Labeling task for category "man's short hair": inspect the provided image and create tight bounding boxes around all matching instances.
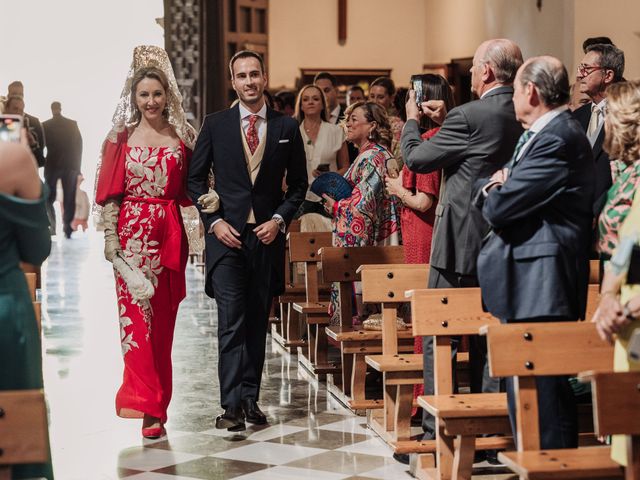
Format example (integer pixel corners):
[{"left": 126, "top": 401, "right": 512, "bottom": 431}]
[
  {"left": 348, "top": 85, "right": 365, "bottom": 95},
  {"left": 314, "top": 72, "right": 338, "bottom": 88},
  {"left": 586, "top": 43, "right": 625, "bottom": 82},
  {"left": 519, "top": 57, "right": 570, "bottom": 108},
  {"left": 275, "top": 90, "right": 296, "bottom": 111},
  {"left": 51, "top": 101, "right": 61, "bottom": 110},
  {"left": 228, "top": 50, "right": 265, "bottom": 77},
  {"left": 7, "top": 80, "right": 23, "bottom": 92},
  {"left": 483, "top": 39, "right": 523, "bottom": 84},
  {"left": 582, "top": 36, "right": 614, "bottom": 53}
]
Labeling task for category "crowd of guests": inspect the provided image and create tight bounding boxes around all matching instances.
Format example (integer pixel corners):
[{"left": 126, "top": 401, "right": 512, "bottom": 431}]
[{"left": 2, "top": 32, "right": 639, "bottom": 479}]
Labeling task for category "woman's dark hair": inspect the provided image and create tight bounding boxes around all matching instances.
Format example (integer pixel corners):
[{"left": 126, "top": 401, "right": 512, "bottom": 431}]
[
  {"left": 394, "top": 87, "right": 408, "bottom": 122},
  {"left": 370, "top": 77, "right": 396, "bottom": 97},
  {"left": 129, "top": 67, "right": 170, "bottom": 125},
  {"left": 409, "top": 74, "right": 456, "bottom": 131}
]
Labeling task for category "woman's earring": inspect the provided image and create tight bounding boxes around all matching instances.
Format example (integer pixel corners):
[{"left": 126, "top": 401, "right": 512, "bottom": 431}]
[{"left": 368, "top": 130, "right": 374, "bottom": 140}]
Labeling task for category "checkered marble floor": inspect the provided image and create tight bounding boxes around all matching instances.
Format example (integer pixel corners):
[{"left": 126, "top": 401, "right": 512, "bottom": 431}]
[{"left": 41, "top": 231, "right": 514, "bottom": 479}]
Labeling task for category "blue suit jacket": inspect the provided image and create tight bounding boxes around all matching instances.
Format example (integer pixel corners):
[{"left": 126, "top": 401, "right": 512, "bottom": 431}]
[{"left": 473, "top": 110, "right": 595, "bottom": 320}]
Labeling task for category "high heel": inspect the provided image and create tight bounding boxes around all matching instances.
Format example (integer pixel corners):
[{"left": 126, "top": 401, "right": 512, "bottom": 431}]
[{"left": 142, "top": 425, "right": 166, "bottom": 439}]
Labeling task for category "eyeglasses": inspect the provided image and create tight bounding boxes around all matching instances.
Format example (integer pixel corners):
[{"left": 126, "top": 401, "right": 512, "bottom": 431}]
[{"left": 577, "top": 64, "right": 605, "bottom": 78}]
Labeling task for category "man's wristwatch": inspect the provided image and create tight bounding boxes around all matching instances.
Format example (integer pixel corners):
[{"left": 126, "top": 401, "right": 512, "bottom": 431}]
[{"left": 272, "top": 216, "right": 286, "bottom": 233}]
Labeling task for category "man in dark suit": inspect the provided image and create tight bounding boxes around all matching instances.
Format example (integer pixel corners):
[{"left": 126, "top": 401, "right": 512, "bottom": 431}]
[
  {"left": 188, "top": 50, "right": 307, "bottom": 431},
  {"left": 572, "top": 43, "right": 625, "bottom": 220},
  {"left": 401, "top": 38, "right": 523, "bottom": 447},
  {"left": 43, "top": 102, "right": 83, "bottom": 238},
  {"left": 7, "top": 81, "right": 46, "bottom": 168},
  {"left": 474, "top": 56, "right": 595, "bottom": 449}
]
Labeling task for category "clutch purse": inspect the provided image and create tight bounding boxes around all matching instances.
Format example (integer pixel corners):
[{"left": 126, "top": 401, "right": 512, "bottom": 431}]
[{"left": 310, "top": 172, "right": 353, "bottom": 201}]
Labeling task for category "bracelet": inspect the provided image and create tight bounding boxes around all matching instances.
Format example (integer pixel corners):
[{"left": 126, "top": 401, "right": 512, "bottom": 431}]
[
  {"left": 400, "top": 190, "right": 410, "bottom": 205},
  {"left": 601, "top": 291, "right": 618, "bottom": 297}
]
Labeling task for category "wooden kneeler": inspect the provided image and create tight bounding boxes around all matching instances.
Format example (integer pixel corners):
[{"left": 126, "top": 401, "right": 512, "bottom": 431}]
[{"left": 0, "top": 390, "right": 50, "bottom": 480}]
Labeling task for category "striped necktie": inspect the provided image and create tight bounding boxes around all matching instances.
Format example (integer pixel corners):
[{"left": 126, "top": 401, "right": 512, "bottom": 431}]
[{"left": 506, "top": 130, "right": 532, "bottom": 172}]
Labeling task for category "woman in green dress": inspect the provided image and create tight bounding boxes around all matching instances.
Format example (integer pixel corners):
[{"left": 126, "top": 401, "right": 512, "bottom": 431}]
[{"left": 0, "top": 140, "right": 53, "bottom": 479}]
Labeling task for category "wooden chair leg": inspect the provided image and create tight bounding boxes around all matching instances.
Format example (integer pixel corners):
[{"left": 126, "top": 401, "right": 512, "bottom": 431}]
[
  {"left": 0, "top": 467, "right": 10, "bottom": 480},
  {"left": 452, "top": 434, "right": 475, "bottom": 480},
  {"left": 307, "top": 320, "right": 316, "bottom": 364},
  {"left": 383, "top": 377, "right": 395, "bottom": 433},
  {"left": 286, "top": 305, "right": 300, "bottom": 345},
  {"left": 627, "top": 435, "right": 640, "bottom": 480},
  {"left": 351, "top": 353, "right": 367, "bottom": 404},
  {"left": 314, "top": 323, "right": 328, "bottom": 366},
  {"left": 395, "top": 384, "right": 413, "bottom": 441},
  {"left": 437, "top": 419, "right": 455, "bottom": 480},
  {"left": 341, "top": 348, "right": 354, "bottom": 397}
]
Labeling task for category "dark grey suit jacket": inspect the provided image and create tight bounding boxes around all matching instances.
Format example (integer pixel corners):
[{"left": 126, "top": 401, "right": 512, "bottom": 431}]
[
  {"left": 402, "top": 86, "right": 522, "bottom": 276},
  {"left": 187, "top": 104, "right": 308, "bottom": 297},
  {"left": 474, "top": 110, "right": 595, "bottom": 320},
  {"left": 42, "top": 114, "right": 82, "bottom": 174},
  {"left": 573, "top": 102, "right": 611, "bottom": 217}
]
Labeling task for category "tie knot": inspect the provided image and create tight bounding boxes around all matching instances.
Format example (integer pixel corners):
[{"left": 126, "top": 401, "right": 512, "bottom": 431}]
[
  {"left": 520, "top": 130, "right": 532, "bottom": 143},
  {"left": 592, "top": 104, "right": 601, "bottom": 115},
  {"left": 248, "top": 114, "right": 259, "bottom": 127}
]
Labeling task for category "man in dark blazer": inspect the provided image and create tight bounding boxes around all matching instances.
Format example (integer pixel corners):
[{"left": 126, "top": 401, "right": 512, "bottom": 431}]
[
  {"left": 474, "top": 56, "right": 595, "bottom": 449},
  {"left": 400, "top": 38, "right": 523, "bottom": 446},
  {"left": 572, "top": 43, "right": 625, "bottom": 220},
  {"left": 43, "top": 102, "right": 83, "bottom": 238},
  {"left": 7, "top": 81, "right": 46, "bottom": 168},
  {"left": 188, "top": 50, "right": 307, "bottom": 431}
]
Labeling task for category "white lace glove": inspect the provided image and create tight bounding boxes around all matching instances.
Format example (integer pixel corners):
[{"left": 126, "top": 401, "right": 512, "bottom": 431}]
[
  {"left": 101, "top": 200, "right": 155, "bottom": 302},
  {"left": 197, "top": 190, "right": 220, "bottom": 214}
]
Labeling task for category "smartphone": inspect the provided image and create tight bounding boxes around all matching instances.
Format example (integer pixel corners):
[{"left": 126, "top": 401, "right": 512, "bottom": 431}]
[
  {"left": 316, "top": 163, "right": 330, "bottom": 173},
  {"left": 628, "top": 328, "right": 640, "bottom": 363},
  {"left": 410, "top": 75, "right": 424, "bottom": 107},
  {"left": 0, "top": 114, "right": 22, "bottom": 143}
]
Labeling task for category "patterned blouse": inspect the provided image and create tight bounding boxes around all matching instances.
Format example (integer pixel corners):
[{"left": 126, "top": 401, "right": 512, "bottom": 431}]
[{"left": 598, "top": 159, "right": 640, "bottom": 258}]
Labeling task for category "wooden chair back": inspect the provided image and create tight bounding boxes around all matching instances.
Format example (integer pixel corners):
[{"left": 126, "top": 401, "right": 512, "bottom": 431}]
[
  {"left": 483, "top": 322, "right": 613, "bottom": 451},
  {"left": 287, "top": 232, "right": 333, "bottom": 303},
  {"left": 319, "top": 246, "right": 404, "bottom": 328},
  {"left": 589, "top": 259, "right": 600, "bottom": 285},
  {"left": 0, "top": 390, "right": 49, "bottom": 470},
  {"left": 359, "top": 264, "right": 429, "bottom": 355}
]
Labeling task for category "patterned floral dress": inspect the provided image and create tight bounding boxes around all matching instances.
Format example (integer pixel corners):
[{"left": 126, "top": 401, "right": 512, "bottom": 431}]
[
  {"left": 598, "top": 160, "right": 640, "bottom": 259},
  {"left": 329, "top": 142, "right": 401, "bottom": 324},
  {"left": 96, "top": 132, "right": 190, "bottom": 423}
]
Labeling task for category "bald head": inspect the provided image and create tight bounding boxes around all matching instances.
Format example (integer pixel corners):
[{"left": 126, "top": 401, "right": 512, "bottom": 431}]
[{"left": 518, "top": 56, "right": 569, "bottom": 108}]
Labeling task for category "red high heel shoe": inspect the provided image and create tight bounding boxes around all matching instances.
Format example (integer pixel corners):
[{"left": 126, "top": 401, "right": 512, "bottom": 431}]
[{"left": 142, "top": 425, "right": 166, "bottom": 439}]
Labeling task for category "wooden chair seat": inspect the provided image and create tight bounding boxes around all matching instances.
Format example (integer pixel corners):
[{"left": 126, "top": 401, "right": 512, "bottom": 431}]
[
  {"left": 498, "top": 446, "right": 623, "bottom": 479},
  {"left": 419, "top": 392, "right": 508, "bottom": 419},
  {"left": 325, "top": 325, "right": 414, "bottom": 342},
  {"left": 365, "top": 352, "right": 470, "bottom": 373},
  {"left": 292, "top": 302, "right": 329, "bottom": 315}
]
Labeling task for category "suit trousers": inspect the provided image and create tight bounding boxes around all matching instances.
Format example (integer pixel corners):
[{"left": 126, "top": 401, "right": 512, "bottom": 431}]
[
  {"left": 210, "top": 225, "right": 274, "bottom": 409},
  {"left": 45, "top": 168, "right": 78, "bottom": 235},
  {"left": 421, "top": 266, "right": 502, "bottom": 438},
  {"left": 504, "top": 316, "right": 578, "bottom": 450}
]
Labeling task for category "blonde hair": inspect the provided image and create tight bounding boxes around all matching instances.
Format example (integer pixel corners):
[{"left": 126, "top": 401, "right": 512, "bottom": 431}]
[
  {"left": 604, "top": 80, "right": 640, "bottom": 165},
  {"left": 342, "top": 101, "right": 393, "bottom": 149}
]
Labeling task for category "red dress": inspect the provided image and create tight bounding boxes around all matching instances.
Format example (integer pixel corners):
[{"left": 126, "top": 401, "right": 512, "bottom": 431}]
[
  {"left": 403, "top": 128, "right": 441, "bottom": 410},
  {"left": 96, "top": 131, "right": 191, "bottom": 422}
]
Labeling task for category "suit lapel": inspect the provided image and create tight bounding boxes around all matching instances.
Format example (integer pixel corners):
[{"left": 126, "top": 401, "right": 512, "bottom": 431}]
[
  {"left": 227, "top": 104, "right": 252, "bottom": 185},
  {"left": 254, "top": 107, "right": 282, "bottom": 185},
  {"left": 592, "top": 128, "right": 605, "bottom": 160}
]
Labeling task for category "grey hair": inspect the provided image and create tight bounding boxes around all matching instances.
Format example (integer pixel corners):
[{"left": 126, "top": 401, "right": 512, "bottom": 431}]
[
  {"left": 483, "top": 39, "right": 523, "bottom": 84},
  {"left": 519, "top": 56, "right": 570, "bottom": 108},
  {"left": 586, "top": 43, "right": 625, "bottom": 82}
]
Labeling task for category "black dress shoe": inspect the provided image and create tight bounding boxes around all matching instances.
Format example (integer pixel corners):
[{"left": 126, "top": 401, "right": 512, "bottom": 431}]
[
  {"left": 215, "top": 407, "right": 246, "bottom": 431},
  {"left": 241, "top": 398, "right": 267, "bottom": 425},
  {"left": 393, "top": 452, "right": 410, "bottom": 465}
]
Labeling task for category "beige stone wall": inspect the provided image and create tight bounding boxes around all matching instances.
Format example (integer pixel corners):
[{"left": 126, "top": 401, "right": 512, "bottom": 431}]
[
  {"left": 268, "top": 0, "right": 427, "bottom": 89},
  {"left": 268, "top": 0, "right": 638, "bottom": 90}
]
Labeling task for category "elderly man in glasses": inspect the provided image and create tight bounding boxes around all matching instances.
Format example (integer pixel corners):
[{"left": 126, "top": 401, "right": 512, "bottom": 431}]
[{"left": 573, "top": 43, "right": 625, "bottom": 219}]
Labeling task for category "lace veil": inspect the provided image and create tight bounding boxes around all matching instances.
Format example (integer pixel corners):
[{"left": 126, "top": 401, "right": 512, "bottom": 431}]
[{"left": 93, "top": 45, "right": 198, "bottom": 223}]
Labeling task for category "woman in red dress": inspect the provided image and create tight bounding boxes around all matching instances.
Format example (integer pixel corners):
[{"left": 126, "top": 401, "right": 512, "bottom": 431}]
[
  {"left": 95, "top": 46, "right": 197, "bottom": 439},
  {"left": 385, "top": 74, "right": 455, "bottom": 415}
]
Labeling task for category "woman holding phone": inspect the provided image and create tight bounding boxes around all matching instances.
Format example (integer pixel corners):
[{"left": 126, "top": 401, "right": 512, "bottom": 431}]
[
  {"left": 294, "top": 84, "right": 349, "bottom": 217},
  {"left": 385, "top": 74, "right": 455, "bottom": 418}
]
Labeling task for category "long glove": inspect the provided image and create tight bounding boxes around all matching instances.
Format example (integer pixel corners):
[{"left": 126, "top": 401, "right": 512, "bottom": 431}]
[
  {"left": 197, "top": 189, "right": 220, "bottom": 214},
  {"left": 101, "top": 200, "right": 154, "bottom": 302}
]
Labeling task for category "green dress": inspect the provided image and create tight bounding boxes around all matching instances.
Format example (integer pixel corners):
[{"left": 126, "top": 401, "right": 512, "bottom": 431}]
[{"left": 0, "top": 187, "right": 54, "bottom": 479}]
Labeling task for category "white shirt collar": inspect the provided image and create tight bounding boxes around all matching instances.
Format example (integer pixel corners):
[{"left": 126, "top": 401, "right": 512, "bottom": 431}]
[
  {"left": 529, "top": 105, "right": 568, "bottom": 134},
  {"left": 330, "top": 104, "right": 341, "bottom": 122},
  {"left": 239, "top": 101, "right": 267, "bottom": 121},
  {"left": 594, "top": 98, "right": 607, "bottom": 113}
]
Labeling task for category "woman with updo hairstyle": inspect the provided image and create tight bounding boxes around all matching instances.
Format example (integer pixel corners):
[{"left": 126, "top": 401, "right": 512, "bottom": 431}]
[
  {"left": 369, "top": 76, "right": 405, "bottom": 168},
  {"left": 591, "top": 80, "right": 640, "bottom": 467},
  {"left": 95, "top": 46, "right": 197, "bottom": 440},
  {"left": 322, "top": 101, "right": 401, "bottom": 324},
  {"left": 294, "top": 84, "right": 349, "bottom": 218}
]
